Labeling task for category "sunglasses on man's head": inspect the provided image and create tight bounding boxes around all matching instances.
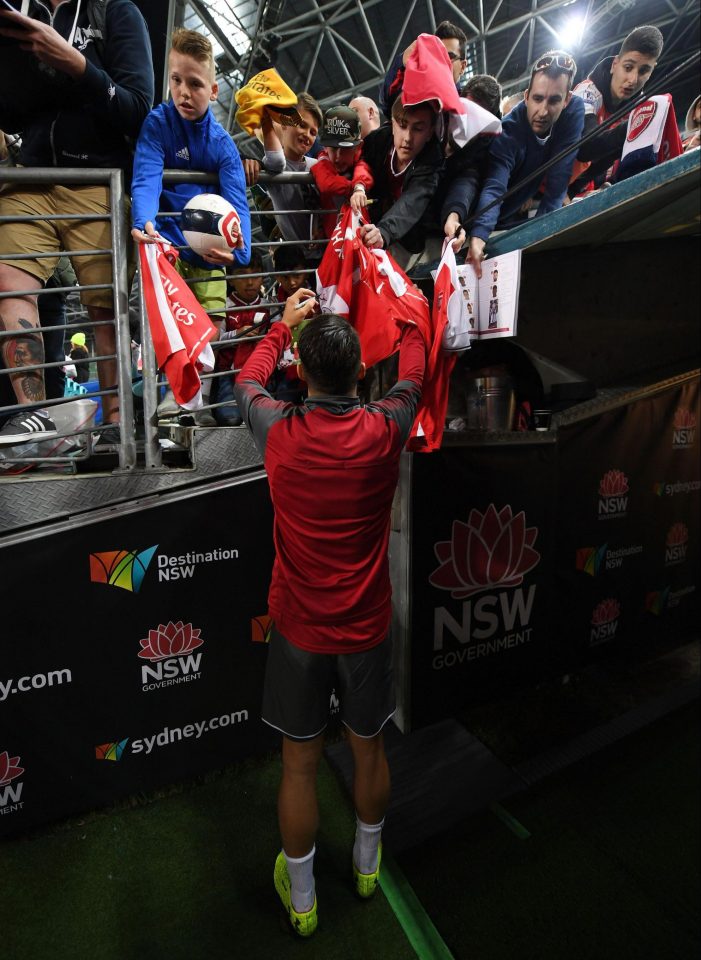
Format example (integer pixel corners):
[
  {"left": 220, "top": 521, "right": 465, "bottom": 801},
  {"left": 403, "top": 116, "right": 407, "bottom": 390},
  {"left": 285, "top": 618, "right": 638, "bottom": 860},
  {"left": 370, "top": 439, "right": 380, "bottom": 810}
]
[{"left": 533, "top": 53, "right": 576, "bottom": 74}]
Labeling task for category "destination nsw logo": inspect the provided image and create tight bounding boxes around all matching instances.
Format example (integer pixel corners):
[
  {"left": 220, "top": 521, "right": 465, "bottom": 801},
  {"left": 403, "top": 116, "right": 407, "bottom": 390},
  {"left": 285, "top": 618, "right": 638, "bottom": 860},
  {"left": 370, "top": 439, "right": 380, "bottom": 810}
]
[
  {"left": 598, "top": 469, "right": 628, "bottom": 520},
  {"left": 429, "top": 504, "right": 540, "bottom": 669},
  {"left": 138, "top": 621, "right": 204, "bottom": 692},
  {"left": 576, "top": 541, "right": 642, "bottom": 575},
  {"left": 672, "top": 408, "right": 696, "bottom": 448},
  {"left": 665, "top": 523, "right": 689, "bottom": 566},
  {"left": 0, "top": 750, "right": 25, "bottom": 815},
  {"left": 95, "top": 739, "right": 129, "bottom": 761},
  {"left": 90, "top": 546, "right": 158, "bottom": 593},
  {"left": 590, "top": 598, "right": 620, "bottom": 646}
]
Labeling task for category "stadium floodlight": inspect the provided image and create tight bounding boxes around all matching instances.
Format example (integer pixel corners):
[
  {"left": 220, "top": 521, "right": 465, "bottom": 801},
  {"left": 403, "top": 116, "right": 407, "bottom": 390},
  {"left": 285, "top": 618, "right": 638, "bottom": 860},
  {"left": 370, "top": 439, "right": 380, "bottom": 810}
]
[{"left": 558, "top": 14, "right": 588, "bottom": 50}]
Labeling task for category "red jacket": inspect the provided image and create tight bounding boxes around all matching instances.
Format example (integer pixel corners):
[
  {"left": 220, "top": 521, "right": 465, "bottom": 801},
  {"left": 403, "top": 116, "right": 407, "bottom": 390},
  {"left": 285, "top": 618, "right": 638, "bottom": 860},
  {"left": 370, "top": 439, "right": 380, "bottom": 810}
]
[
  {"left": 310, "top": 150, "right": 374, "bottom": 237},
  {"left": 234, "top": 322, "right": 425, "bottom": 653}
]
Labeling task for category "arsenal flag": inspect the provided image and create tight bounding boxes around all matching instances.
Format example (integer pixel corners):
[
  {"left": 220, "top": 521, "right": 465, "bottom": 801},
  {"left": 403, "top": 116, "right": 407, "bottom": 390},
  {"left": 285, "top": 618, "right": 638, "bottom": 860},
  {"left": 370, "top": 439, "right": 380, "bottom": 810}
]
[
  {"left": 617, "top": 94, "right": 683, "bottom": 181},
  {"left": 140, "top": 241, "right": 217, "bottom": 409},
  {"left": 316, "top": 206, "right": 456, "bottom": 451}
]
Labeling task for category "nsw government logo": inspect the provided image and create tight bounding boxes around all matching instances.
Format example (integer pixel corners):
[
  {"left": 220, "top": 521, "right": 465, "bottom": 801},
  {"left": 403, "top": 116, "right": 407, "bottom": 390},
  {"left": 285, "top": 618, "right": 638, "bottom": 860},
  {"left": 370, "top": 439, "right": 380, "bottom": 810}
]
[
  {"left": 590, "top": 598, "right": 620, "bottom": 646},
  {"left": 429, "top": 504, "right": 540, "bottom": 669},
  {"left": 598, "top": 470, "right": 628, "bottom": 520},
  {"left": 672, "top": 409, "right": 696, "bottom": 448},
  {"left": 0, "top": 750, "right": 25, "bottom": 816},
  {"left": 138, "top": 621, "right": 204, "bottom": 692},
  {"left": 664, "top": 523, "right": 688, "bottom": 566},
  {"left": 90, "top": 546, "right": 158, "bottom": 593}
]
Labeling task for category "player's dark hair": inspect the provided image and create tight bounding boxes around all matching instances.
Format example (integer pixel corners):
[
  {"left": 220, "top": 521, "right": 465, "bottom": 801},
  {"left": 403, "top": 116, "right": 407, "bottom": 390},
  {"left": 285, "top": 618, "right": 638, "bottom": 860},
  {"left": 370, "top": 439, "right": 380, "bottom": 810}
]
[
  {"left": 435, "top": 20, "right": 468, "bottom": 59},
  {"left": 462, "top": 74, "right": 502, "bottom": 117},
  {"left": 391, "top": 95, "right": 438, "bottom": 128},
  {"left": 297, "top": 314, "right": 362, "bottom": 395},
  {"left": 619, "top": 25, "right": 663, "bottom": 59}
]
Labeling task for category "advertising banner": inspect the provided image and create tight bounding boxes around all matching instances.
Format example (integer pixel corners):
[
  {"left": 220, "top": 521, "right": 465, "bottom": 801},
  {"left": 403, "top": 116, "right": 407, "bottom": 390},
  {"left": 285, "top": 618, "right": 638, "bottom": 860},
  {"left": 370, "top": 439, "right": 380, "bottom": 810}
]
[
  {"left": 409, "top": 441, "right": 558, "bottom": 726},
  {"left": 556, "top": 376, "right": 699, "bottom": 667},
  {"left": 0, "top": 476, "right": 277, "bottom": 837}
]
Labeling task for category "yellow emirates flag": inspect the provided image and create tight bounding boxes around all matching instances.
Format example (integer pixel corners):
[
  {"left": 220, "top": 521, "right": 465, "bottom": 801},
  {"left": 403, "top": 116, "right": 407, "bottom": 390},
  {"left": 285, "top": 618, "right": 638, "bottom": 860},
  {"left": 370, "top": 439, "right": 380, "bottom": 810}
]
[{"left": 235, "top": 69, "right": 302, "bottom": 134}]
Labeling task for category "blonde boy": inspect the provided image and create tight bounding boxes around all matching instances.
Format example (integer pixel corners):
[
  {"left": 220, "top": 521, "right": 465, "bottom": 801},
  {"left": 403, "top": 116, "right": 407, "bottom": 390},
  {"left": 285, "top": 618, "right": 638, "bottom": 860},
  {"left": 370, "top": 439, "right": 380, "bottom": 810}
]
[{"left": 130, "top": 28, "right": 251, "bottom": 418}]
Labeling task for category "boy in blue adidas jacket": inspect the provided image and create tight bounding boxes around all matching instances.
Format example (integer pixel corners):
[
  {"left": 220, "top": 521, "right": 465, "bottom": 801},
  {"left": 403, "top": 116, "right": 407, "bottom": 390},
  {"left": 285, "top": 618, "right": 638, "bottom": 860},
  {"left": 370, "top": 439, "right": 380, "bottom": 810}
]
[{"left": 131, "top": 28, "right": 251, "bottom": 419}]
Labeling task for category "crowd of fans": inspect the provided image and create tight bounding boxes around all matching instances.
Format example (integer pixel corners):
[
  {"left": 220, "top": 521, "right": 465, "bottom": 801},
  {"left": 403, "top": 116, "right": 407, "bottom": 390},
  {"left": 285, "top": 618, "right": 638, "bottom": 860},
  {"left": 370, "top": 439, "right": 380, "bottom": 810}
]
[{"left": 0, "top": 1, "right": 698, "bottom": 446}]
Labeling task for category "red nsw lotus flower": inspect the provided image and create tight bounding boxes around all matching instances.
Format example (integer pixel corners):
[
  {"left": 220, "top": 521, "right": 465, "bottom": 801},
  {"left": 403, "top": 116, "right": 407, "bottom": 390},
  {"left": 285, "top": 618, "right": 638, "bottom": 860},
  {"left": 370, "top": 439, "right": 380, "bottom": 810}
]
[
  {"left": 666, "top": 523, "right": 688, "bottom": 547},
  {"left": 429, "top": 504, "right": 540, "bottom": 599},
  {"left": 138, "top": 621, "right": 203, "bottom": 661},
  {"left": 673, "top": 408, "right": 696, "bottom": 430},
  {"left": 591, "top": 598, "right": 621, "bottom": 625},
  {"left": 0, "top": 751, "right": 24, "bottom": 785},
  {"left": 598, "top": 469, "right": 629, "bottom": 496}
]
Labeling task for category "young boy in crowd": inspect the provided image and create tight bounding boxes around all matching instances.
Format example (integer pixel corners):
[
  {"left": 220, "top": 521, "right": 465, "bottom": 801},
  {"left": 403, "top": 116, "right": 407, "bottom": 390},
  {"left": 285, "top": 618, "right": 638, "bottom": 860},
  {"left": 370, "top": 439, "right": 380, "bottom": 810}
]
[
  {"left": 310, "top": 105, "right": 374, "bottom": 237},
  {"left": 360, "top": 96, "right": 443, "bottom": 268},
  {"left": 214, "top": 251, "right": 269, "bottom": 427},
  {"left": 244, "top": 93, "right": 325, "bottom": 257},
  {"left": 269, "top": 245, "right": 317, "bottom": 403},
  {"left": 130, "top": 28, "right": 251, "bottom": 424},
  {"left": 569, "top": 25, "right": 663, "bottom": 195}
]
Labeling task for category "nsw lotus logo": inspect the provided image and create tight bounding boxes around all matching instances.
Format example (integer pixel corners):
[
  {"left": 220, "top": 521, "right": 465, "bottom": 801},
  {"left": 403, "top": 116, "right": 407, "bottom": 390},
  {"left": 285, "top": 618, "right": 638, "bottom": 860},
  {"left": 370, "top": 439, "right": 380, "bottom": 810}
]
[
  {"left": 0, "top": 750, "right": 25, "bottom": 809},
  {"left": 138, "top": 620, "right": 203, "bottom": 661},
  {"left": 90, "top": 545, "right": 158, "bottom": 593},
  {"left": 139, "top": 621, "right": 205, "bottom": 692},
  {"left": 590, "top": 598, "right": 620, "bottom": 645},
  {"left": 673, "top": 409, "right": 696, "bottom": 448},
  {"left": 95, "top": 739, "right": 129, "bottom": 761},
  {"left": 665, "top": 523, "right": 688, "bottom": 565},
  {"left": 429, "top": 504, "right": 540, "bottom": 599},
  {"left": 598, "top": 470, "right": 628, "bottom": 519}
]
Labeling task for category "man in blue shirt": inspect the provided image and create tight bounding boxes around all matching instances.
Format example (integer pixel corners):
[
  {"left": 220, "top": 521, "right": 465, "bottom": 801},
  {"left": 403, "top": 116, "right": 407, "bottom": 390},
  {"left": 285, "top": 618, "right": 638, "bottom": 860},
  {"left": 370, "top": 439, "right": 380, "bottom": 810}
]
[{"left": 467, "top": 51, "right": 584, "bottom": 275}]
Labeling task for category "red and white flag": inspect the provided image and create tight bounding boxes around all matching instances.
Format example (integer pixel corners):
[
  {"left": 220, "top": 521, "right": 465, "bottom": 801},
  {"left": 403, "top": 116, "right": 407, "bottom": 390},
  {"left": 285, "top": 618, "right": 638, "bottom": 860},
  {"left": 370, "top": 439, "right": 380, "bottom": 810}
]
[{"left": 140, "top": 241, "right": 217, "bottom": 409}]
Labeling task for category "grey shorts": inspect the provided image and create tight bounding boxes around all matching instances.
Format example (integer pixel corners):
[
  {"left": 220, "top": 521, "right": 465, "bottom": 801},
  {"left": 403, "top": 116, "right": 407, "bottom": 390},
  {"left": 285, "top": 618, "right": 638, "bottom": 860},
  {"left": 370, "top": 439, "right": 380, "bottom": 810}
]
[{"left": 262, "top": 626, "right": 395, "bottom": 741}]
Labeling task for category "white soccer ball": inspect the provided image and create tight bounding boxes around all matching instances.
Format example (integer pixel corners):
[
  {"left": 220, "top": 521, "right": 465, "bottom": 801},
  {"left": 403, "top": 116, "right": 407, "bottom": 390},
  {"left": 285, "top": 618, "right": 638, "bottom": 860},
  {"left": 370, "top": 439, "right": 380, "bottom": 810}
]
[{"left": 181, "top": 193, "right": 241, "bottom": 255}]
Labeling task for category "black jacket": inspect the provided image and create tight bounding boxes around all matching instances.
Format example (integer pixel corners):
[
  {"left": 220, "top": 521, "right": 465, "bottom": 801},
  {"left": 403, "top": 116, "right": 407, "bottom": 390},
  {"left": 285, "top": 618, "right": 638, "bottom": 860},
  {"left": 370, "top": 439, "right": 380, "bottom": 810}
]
[
  {"left": 362, "top": 124, "right": 443, "bottom": 252},
  {"left": 0, "top": 0, "right": 153, "bottom": 177}
]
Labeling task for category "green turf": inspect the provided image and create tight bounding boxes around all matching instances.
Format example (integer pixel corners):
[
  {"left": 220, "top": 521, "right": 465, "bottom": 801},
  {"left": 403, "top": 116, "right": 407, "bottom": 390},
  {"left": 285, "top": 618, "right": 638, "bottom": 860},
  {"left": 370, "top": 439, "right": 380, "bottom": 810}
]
[
  {"left": 2, "top": 756, "right": 414, "bottom": 960},
  {"left": 397, "top": 701, "right": 700, "bottom": 960}
]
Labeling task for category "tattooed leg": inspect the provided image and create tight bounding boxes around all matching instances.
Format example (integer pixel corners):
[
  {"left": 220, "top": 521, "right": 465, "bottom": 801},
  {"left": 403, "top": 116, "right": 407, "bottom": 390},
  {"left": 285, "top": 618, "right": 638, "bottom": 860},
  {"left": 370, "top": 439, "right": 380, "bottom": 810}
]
[
  {"left": 87, "top": 304, "right": 119, "bottom": 424},
  {"left": 1, "top": 316, "right": 45, "bottom": 404}
]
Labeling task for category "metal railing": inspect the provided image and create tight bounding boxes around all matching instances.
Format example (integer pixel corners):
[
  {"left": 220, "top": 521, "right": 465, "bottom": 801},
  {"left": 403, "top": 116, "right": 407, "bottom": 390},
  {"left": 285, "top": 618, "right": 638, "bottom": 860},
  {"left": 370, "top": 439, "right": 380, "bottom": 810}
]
[
  {"left": 0, "top": 167, "right": 135, "bottom": 472},
  {"left": 0, "top": 165, "right": 331, "bottom": 476}
]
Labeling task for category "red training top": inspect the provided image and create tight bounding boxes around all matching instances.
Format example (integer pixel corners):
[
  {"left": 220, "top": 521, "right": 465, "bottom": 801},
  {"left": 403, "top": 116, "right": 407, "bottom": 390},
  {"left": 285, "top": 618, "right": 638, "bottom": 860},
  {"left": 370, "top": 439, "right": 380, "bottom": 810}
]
[{"left": 234, "top": 322, "right": 425, "bottom": 653}]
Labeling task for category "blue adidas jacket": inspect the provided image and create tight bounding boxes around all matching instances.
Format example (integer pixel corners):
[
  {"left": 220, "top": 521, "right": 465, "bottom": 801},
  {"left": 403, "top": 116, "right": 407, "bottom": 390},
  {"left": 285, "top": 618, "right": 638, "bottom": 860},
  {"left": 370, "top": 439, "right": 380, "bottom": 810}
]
[
  {"left": 131, "top": 99, "right": 251, "bottom": 269},
  {"left": 470, "top": 96, "right": 585, "bottom": 242}
]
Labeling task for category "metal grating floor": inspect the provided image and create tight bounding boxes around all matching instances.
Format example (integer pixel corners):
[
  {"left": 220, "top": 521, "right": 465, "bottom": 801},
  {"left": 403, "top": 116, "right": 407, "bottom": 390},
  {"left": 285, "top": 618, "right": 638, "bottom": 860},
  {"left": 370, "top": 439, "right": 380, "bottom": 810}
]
[{"left": 0, "top": 427, "right": 262, "bottom": 540}]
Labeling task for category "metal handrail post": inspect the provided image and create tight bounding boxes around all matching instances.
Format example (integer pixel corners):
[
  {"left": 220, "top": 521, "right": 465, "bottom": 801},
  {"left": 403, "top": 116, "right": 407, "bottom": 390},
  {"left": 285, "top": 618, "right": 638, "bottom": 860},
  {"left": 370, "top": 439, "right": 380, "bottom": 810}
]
[
  {"left": 109, "top": 169, "right": 136, "bottom": 471},
  {"left": 138, "top": 268, "right": 163, "bottom": 470}
]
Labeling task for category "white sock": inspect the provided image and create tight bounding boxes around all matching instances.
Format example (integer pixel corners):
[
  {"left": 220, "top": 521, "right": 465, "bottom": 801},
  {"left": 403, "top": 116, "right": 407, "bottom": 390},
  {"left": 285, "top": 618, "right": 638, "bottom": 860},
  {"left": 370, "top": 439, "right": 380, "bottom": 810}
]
[
  {"left": 353, "top": 817, "right": 384, "bottom": 874},
  {"left": 283, "top": 846, "right": 316, "bottom": 913}
]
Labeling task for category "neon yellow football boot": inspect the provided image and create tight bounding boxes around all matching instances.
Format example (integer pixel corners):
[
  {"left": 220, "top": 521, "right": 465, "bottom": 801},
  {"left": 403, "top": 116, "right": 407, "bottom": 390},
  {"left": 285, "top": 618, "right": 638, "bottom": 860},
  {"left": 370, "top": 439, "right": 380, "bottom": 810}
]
[
  {"left": 274, "top": 852, "right": 318, "bottom": 937},
  {"left": 353, "top": 842, "right": 382, "bottom": 899}
]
